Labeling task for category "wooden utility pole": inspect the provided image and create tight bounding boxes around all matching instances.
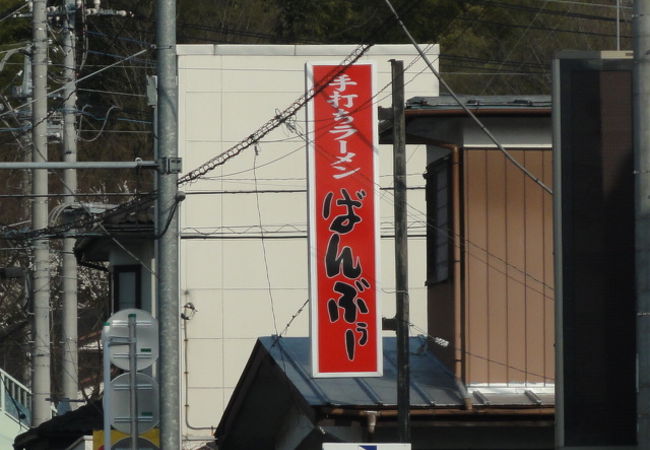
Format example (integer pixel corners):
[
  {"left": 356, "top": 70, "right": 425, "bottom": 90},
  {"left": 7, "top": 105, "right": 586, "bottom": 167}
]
[{"left": 391, "top": 58, "right": 410, "bottom": 443}]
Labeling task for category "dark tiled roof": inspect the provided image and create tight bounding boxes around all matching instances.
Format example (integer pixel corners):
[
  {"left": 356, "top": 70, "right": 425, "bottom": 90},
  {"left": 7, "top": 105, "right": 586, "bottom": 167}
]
[{"left": 259, "top": 336, "right": 465, "bottom": 408}]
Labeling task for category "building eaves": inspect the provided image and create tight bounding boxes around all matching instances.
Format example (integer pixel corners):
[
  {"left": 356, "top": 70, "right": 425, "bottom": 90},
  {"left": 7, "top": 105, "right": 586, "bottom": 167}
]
[{"left": 405, "top": 95, "right": 551, "bottom": 115}]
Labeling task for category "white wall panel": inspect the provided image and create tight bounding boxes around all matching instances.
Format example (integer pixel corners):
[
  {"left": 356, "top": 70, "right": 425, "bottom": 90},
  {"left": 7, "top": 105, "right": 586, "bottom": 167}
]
[
  {"left": 184, "top": 92, "right": 222, "bottom": 142},
  {"left": 186, "top": 339, "right": 224, "bottom": 387},
  {"left": 181, "top": 288, "right": 224, "bottom": 339},
  {"left": 182, "top": 191, "right": 222, "bottom": 230},
  {"left": 184, "top": 388, "right": 224, "bottom": 431},
  {"left": 182, "top": 241, "right": 223, "bottom": 289},
  {"left": 222, "top": 338, "right": 257, "bottom": 387}
]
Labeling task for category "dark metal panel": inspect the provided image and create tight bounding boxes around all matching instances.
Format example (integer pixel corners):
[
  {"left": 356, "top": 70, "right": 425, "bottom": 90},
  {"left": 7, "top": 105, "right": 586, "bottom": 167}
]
[
  {"left": 555, "top": 54, "right": 636, "bottom": 447},
  {"left": 261, "top": 336, "right": 465, "bottom": 408}
]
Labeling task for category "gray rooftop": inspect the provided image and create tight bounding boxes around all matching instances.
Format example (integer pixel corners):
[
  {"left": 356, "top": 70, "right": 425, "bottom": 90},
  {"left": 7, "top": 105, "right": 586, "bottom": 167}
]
[
  {"left": 259, "top": 336, "right": 466, "bottom": 408},
  {"left": 406, "top": 95, "right": 551, "bottom": 111}
]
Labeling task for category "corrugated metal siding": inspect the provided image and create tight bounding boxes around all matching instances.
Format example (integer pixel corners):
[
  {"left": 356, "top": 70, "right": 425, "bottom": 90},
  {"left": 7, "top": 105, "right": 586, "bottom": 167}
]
[{"left": 463, "top": 148, "right": 554, "bottom": 385}]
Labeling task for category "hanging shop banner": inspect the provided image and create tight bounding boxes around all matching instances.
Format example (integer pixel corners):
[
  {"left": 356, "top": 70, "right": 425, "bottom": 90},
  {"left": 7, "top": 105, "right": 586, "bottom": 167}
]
[{"left": 306, "top": 62, "right": 382, "bottom": 377}]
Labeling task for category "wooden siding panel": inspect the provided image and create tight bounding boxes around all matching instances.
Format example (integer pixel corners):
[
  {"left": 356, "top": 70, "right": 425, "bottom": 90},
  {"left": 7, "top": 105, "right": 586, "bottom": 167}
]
[
  {"left": 463, "top": 148, "right": 554, "bottom": 385},
  {"left": 543, "top": 150, "right": 555, "bottom": 383},
  {"left": 465, "top": 150, "right": 489, "bottom": 383},
  {"left": 505, "top": 150, "right": 527, "bottom": 383},
  {"left": 524, "top": 151, "right": 546, "bottom": 384},
  {"left": 486, "top": 151, "right": 508, "bottom": 382}
]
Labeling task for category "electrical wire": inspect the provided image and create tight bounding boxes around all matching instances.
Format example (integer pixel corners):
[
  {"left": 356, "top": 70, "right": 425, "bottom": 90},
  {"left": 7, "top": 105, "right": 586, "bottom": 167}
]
[
  {"left": 77, "top": 105, "right": 120, "bottom": 142},
  {"left": 480, "top": 0, "right": 551, "bottom": 94},
  {"left": 408, "top": 322, "right": 554, "bottom": 382},
  {"left": 529, "top": 0, "right": 629, "bottom": 8},
  {"left": 0, "top": 0, "right": 552, "bottom": 314},
  {"left": 253, "top": 146, "right": 280, "bottom": 337},
  {"left": 0, "top": 2, "right": 28, "bottom": 24},
  {"left": 457, "top": 15, "right": 630, "bottom": 39},
  {"left": 77, "top": 88, "right": 146, "bottom": 98},
  {"left": 467, "top": 0, "right": 629, "bottom": 23},
  {"left": 177, "top": 44, "right": 374, "bottom": 185},
  {"left": 0, "top": 47, "right": 152, "bottom": 121},
  {"left": 382, "top": 0, "right": 552, "bottom": 195},
  {"left": 245, "top": 99, "right": 555, "bottom": 301}
]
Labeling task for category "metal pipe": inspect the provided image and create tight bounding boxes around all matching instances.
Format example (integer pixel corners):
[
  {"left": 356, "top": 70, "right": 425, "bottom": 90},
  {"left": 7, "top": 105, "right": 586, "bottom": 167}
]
[
  {"left": 617, "top": 0, "right": 621, "bottom": 51},
  {"left": 429, "top": 142, "right": 464, "bottom": 379},
  {"left": 129, "top": 314, "right": 138, "bottom": 450},
  {"left": 156, "top": 0, "right": 180, "bottom": 447},
  {"left": 182, "top": 316, "right": 213, "bottom": 432},
  {"left": 450, "top": 145, "right": 463, "bottom": 380},
  {"left": 62, "top": 0, "right": 79, "bottom": 407},
  {"left": 391, "top": 59, "right": 410, "bottom": 443},
  {"left": 0, "top": 161, "right": 157, "bottom": 169},
  {"left": 102, "top": 323, "right": 112, "bottom": 450},
  {"left": 30, "top": 0, "right": 51, "bottom": 427},
  {"left": 634, "top": 0, "right": 650, "bottom": 447}
]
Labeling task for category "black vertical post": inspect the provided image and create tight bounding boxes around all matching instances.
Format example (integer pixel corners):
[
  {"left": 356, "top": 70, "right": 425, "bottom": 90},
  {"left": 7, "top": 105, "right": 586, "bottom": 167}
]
[{"left": 391, "top": 59, "right": 410, "bottom": 442}]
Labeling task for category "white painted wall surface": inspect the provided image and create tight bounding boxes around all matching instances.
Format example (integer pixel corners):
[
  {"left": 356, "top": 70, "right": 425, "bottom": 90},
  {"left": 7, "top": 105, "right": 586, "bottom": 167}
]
[{"left": 177, "top": 44, "right": 439, "bottom": 445}]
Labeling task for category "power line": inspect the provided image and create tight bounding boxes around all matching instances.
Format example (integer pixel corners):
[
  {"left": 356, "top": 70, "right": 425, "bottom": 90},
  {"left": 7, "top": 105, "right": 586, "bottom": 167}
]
[
  {"left": 253, "top": 148, "right": 279, "bottom": 336},
  {"left": 0, "top": 47, "right": 152, "bottom": 122},
  {"left": 177, "top": 43, "right": 374, "bottom": 185},
  {"left": 77, "top": 88, "right": 146, "bottom": 98},
  {"left": 0, "top": 2, "right": 28, "bottom": 24},
  {"left": 481, "top": 0, "right": 552, "bottom": 94},
  {"left": 467, "top": 0, "right": 630, "bottom": 23},
  {"left": 383, "top": 0, "right": 552, "bottom": 195},
  {"left": 457, "top": 15, "right": 631, "bottom": 38},
  {"left": 408, "top": 323, "right": 554, "bottom": 382},
  {"left": 440, "top": 53, "right": 548, "bottom": 69},
  {"left": 529, "top": 0, "right": 630, "bottom": 8}
]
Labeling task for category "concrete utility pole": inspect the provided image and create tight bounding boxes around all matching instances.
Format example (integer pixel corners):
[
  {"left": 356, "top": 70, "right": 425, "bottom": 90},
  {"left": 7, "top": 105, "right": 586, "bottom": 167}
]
[
  {"left": 391, "top": 59, "right": 410, "bottom": 443},
  {"left": 635, "top": 0, "right": 650, "bottom": 446},
  {"left": 156, "top": 0, "right": 180, "bottom": 447},
  {"left": 30, "top": 0, "right": 51, "bottom": 426},
  {"left": 61, "top": 0, "right": 79, "bottom": 405}
]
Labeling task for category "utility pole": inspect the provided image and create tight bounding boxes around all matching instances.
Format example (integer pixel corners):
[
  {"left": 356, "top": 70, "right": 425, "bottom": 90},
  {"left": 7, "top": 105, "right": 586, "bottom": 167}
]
[
  {"left": 20, "top": 54, "right": 33, "bottom": 222},
  {"left": 391, "top": 59, "right": 410, "bottom": 443},
  {"left": 31, "top": 0, "right": 51, "bottom": 426},
  {"left": 156, "top": 0, "right": 180, "bottom": 447},
  {"left": 635, "top": 0, "right": 650, "bottom": 447},
  {"left": 61, "top": 0, "right": 79, "bottom": 405}
]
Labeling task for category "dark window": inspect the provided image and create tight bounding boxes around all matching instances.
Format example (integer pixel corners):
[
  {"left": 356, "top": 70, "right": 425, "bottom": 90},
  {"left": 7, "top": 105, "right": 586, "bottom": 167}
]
[
  {"left": 112, "top": 265, "right": 142, "bottom": 312},
  {"left": 425, "top": 157, "right": 451, "bottom": 285}
]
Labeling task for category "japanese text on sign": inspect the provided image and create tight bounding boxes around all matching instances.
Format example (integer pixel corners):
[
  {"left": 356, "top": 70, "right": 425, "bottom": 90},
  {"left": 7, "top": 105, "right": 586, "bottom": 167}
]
[{"left": 307, "top": 63, "right": 382, "bottom": 377}]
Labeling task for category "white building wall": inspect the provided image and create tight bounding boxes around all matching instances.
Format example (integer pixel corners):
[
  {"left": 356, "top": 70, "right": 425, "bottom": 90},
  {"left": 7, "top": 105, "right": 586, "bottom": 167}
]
[{"left": 177, "top": 44, "right": 439, "bottom": 445}]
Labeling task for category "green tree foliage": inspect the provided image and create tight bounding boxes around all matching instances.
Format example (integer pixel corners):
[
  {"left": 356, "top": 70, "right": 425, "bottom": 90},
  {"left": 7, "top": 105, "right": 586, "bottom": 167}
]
[
  {"left": 273, "top": 0, "right": 464, "bottom": 44},
  {"left": 272, "top": 0, "right": 631, "bottom": 94}
]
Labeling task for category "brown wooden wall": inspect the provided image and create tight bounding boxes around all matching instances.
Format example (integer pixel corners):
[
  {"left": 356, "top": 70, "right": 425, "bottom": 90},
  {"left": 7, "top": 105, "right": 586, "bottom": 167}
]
[{"left": 463, "top": 148, "right": 554, "bottom": 385}]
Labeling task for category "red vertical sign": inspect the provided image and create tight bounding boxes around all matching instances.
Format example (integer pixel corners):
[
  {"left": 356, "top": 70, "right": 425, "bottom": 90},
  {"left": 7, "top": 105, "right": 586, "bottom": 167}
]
[{"left": 306, "top": 63, "right": 382, "bottom": 377}]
